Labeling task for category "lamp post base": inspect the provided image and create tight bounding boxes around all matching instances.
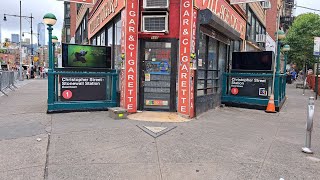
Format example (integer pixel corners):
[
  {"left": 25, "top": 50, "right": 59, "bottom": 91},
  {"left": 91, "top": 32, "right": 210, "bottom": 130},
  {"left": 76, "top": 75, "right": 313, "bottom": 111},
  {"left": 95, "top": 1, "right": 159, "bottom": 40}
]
[{"left": 302, "top": 147, "right": 313, "bottom": 154}]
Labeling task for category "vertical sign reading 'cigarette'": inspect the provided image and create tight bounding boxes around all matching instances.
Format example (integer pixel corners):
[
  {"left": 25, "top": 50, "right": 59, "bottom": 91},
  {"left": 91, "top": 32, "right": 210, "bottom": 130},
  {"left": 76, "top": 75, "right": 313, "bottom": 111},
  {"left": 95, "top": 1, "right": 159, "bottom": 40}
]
[
  {"left": 125, "top": 0, "right": 139, "bottom": 113},
  {"left": 178, "top": 0, "right": 194, "bottom": 116}
]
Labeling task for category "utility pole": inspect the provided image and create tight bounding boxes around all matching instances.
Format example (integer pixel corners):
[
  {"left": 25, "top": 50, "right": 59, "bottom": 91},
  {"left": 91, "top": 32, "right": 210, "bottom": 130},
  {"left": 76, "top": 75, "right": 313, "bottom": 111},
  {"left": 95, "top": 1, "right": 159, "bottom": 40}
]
[
  {"left": 30, "top": 13, "right": 33, "bottom": 67},
  {"left": 19, "top": 0, "right": 22, "bottom": 80},
  {"left": 316, "top": 57, "right": 319, "bottom": 99}
]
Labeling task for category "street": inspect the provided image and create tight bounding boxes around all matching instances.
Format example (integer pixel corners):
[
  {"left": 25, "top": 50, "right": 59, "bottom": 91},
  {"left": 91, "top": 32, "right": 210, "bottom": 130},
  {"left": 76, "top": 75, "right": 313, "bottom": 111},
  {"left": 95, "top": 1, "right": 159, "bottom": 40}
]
[{"left": 0, "top": 79, "right": 320, "bottom": 180}]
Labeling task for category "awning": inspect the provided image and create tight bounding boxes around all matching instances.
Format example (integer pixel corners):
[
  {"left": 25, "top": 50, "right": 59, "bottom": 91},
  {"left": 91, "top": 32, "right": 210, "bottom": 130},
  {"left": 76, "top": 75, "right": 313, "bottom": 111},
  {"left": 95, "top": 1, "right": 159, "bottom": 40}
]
[{"left": 199, "top": 9, "right": 241, "bottom": 41}]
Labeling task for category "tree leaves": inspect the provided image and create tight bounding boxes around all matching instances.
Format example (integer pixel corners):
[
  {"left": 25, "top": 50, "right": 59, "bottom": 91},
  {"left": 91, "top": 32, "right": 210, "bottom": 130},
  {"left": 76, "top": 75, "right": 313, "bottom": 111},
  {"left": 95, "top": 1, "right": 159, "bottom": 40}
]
[{"left": 285, "top": 13, "right": 320, "bottom": 69}]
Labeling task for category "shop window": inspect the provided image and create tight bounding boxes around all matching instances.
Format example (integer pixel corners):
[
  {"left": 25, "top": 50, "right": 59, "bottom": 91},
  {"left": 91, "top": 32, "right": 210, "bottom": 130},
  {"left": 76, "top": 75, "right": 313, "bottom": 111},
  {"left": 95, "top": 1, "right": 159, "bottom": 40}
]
[
  {"left": 251, "top": 18, "right": 256, "bottom": 40},
  {"left": 97, "top": 35, "right": 101, "bottom": 46},
  {"left": 107, "top": 26, "right": 113, "bottom": 47},
  {"left": 114, "top": 19, "right": 122, "bottom": 69},
  {"left": 198, "top": 32, "right": 206, "bottom": 70},
  {"left": 197, "top": 32, "right": 222, "bottom": 96},
  {"left": 209, "top": 38, "right": 219, "bottom": 93},
  {"left": 92, "top": 38, "right": 96, "bottom": 45},
  {"left": 247, "top": 10, "right": 252, "bottom": 38},
  {"left": 90, "top": 16, "right": 122, "bottom": 69},
  {"left": 101, "top": 31, "right": 105, "bottom": 46},
  {"left": 218, "top": 43, "right": 227, "bottom": 92}
]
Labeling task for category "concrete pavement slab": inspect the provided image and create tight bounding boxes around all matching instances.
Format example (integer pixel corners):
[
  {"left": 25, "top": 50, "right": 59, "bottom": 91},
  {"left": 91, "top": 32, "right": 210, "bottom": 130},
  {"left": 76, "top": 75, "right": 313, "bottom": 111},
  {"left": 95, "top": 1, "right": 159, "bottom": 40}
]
[
  {"left": 48, "top": 163, "right": 161, "bottom": 180},
  {"left": 0, "top": 113, "right": 51, "bottom": 140},
  {"left": 49, "top": 128, "right": 158, "bottom": 165},
  {"left": 51, "top": 111, "right": 136, "bottom": 134},
  {"left": 257, "top": 161, "right": 320, "bottom": 180},
  {"left": 160, "top": 162, "right": 261, "bottom": 180},
  {"left": 0, "top": 166, "right": 44, "bottom": 180},
  {"left": 0, "top": 134, "right": 47, "bottom": 172}
]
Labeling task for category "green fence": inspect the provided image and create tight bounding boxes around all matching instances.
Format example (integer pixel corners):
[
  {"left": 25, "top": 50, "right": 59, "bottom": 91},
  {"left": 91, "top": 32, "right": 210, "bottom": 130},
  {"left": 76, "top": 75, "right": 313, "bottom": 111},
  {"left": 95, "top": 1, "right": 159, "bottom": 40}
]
[
  {"left": 47, "top": 69, "right": 118, "bottom": 113},
  {"left": 222, "top": 72, "right": 286, "bottom": 110}
]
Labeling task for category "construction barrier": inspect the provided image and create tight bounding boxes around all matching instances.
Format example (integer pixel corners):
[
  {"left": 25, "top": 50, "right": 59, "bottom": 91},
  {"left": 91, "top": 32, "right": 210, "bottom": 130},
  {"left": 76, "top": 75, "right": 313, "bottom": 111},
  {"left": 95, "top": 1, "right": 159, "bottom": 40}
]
[{"left": 0, "top": 71, "right": 18, "bottom": 96}]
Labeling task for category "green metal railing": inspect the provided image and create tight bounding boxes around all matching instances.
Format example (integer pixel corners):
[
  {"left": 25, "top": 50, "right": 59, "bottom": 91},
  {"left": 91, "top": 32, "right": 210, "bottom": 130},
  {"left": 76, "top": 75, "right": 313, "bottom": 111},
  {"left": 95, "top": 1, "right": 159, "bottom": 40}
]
[
  {"left": 222, "top": 72, "right": 286, "bottom": 109},
  {"left": 47, "top": 69, "right": 118, "bottom": 113}
]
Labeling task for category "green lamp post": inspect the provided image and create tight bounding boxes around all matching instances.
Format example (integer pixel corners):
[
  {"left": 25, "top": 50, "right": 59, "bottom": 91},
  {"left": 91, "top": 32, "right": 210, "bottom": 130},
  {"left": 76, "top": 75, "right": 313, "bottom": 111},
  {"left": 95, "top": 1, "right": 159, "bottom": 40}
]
[
  {"left": 43, "top": 13, "right": 57, "bottom": 106},
  {"left": 282, "top": 44, "right": 290, "bottom": 96},
  {"left": 52, "top": 36, "right": 58, "bottom": 67},
  {"left": 273, "top": 29, "right": 286, "bottom": 106},
  {"left": 282, "top": 44, "right": 290, "bottom": 72},
  {"left": 276, "top": 30, "right": 286, "bottom": 73}
]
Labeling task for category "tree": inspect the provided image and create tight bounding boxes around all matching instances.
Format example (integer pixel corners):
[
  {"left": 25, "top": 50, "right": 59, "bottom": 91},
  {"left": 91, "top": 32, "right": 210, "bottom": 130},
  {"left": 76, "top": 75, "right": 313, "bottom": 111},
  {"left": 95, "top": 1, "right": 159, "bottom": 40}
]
[{"left": 285, "top": 13, "right": 320, "bottom": 69}]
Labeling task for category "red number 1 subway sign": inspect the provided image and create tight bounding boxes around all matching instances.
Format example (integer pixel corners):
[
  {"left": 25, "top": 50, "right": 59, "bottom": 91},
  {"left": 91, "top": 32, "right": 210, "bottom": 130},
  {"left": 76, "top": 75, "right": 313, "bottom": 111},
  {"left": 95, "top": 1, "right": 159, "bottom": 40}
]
[
  {"left": 125, "top": 0, "right": 139, "bottom": 113},
  {"left": 178, "top": 0, "right": 193, "bottom": 116}
]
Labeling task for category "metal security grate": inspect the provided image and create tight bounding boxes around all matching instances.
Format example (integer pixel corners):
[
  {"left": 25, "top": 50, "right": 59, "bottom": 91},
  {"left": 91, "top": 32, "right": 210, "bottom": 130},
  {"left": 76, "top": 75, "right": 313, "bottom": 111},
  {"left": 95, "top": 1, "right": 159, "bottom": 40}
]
[
  {"left": 145, "top": 0, "right": 168, "bottom": 8},
  {"left": 143, "top": 16, "right": 167, "bottom": 32}
]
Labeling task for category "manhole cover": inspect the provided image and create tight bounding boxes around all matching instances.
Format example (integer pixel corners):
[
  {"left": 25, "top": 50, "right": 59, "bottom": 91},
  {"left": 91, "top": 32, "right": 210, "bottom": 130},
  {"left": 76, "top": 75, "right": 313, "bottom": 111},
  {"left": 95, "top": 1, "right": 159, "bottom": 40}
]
[{"left": 137, "top": 125, "right": 177, "bottom": 138}]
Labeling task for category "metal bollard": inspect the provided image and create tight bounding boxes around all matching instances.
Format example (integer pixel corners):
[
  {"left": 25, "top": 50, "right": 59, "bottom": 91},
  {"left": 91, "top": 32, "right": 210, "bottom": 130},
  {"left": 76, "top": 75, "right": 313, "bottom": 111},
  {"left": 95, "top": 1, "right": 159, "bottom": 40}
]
[{"left": 302, "top": 97, "right": 315, "bottom": 154}]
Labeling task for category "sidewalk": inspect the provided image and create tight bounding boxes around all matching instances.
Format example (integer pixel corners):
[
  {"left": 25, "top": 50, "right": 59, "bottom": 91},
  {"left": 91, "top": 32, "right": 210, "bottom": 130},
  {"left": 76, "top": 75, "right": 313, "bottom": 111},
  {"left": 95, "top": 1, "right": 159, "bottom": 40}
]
[{"left": 0, "top": 80, "right": 320, "bottom": 180}]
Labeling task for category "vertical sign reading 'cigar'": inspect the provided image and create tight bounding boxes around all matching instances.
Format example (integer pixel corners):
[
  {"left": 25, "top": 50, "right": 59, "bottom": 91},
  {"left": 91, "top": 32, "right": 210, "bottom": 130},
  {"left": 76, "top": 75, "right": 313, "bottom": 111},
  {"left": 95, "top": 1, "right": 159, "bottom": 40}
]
[
  {"left": 178, "top": 0, "right": 194, "bottom": 116},
  {"left": 125, "top": 0, "right": 139, "bottom": 113}
]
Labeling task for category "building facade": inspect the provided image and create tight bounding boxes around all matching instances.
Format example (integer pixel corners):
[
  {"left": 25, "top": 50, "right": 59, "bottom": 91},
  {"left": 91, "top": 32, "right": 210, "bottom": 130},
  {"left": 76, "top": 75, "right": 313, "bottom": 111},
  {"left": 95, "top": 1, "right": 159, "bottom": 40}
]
[
  {"left": 37, "top": 23, "right": 46, "bottom": 46},
  {"left": 11, "top": 34, "right": 19, "bottom": 44},
  {"left": 70, "top": 0, "right": 246, "bottom": 117},
  {"left": 75, "top": 3, "right": 92, "bottom": 44},
  {"left": 266, "top": 0, "right": 294, "bottom": 41},
  {"left": 244, "top": 2, "right": 268, "bottom": 51},
  {"left": 62, "top": 2, "right": 71, "bottom": 43}
]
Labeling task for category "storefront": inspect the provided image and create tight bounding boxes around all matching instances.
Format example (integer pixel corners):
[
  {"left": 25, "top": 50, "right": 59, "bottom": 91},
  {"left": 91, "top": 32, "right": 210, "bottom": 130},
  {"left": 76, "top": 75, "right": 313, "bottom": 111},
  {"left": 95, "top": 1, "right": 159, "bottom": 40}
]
[{"left": 87, "top": 0, "right": 246, "bottom": 117}]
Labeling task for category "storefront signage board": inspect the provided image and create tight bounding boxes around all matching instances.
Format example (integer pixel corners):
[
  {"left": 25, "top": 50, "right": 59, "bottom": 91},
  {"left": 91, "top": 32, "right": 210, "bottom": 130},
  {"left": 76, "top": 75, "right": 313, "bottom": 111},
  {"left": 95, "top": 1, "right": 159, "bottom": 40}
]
[
  {"left": 230, "top": 77, "right": 269, "bottom": 98},
  {"left": 178, "top": 0, "right": 194, "bottom": 116},
  {"left": 60, "top": 77, "right": 106, "bottom": 101},
  {"left": 194, "top": 0, "right": 246, "bottom": 39},
  {"left": 230, "top": 0, "right": 266, "bottom": 4},
  {"left": 124, "top": 0, "right": 139, "bottom": 113},
  {"left": 88, "top": 0, "right": 125, "bottom": 39}
]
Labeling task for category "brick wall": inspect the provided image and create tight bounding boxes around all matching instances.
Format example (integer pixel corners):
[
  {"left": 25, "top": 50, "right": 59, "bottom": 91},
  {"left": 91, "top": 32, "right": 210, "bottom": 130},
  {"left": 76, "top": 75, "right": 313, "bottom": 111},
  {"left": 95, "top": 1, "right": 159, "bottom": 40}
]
[
  {"left": 70, "top": 2, "right": 77, "bottom": 40},
  {"left": 266, "top": 0, "right": 281, "bottom": 41}
]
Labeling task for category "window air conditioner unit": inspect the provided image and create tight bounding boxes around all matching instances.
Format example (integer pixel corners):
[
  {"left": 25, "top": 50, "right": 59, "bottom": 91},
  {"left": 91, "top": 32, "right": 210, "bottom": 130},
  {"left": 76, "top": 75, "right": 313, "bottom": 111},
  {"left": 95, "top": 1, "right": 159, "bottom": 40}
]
[
  {"left": 262, "top": 1, "right": 271, "bottom": 9},
  {"left": 142, "top": 13, "right": 169, "bottom": 33},
  {"left": 256, "top": 34, "right": 266, "bottom": 43},
  {"left": 143, "top": 0, "right": 169, "bottom": 9}
]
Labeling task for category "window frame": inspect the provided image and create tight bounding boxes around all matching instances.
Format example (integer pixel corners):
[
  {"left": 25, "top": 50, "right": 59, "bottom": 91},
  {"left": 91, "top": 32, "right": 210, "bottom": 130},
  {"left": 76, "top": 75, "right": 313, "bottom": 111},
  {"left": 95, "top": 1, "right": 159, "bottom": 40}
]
[
  {"left": 91, "top": 15, "right": 122, "bottom": 69},
  {"left": 197, "top": 31, "right": 228, "bottom": 96}
]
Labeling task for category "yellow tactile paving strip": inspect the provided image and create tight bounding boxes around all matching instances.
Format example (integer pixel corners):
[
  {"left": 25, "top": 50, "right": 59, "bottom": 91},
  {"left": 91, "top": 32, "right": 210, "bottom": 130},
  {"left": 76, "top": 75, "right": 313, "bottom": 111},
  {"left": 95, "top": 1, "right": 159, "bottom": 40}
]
[{"left": 127, "top": 111, "right": 191, "bottom": 122}]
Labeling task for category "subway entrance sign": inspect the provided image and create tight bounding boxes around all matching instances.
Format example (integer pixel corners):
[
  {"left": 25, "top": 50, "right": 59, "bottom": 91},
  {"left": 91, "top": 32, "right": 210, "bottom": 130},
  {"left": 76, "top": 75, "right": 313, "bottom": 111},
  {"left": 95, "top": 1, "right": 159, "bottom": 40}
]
[
  {"left": 230, "top": 77, "right": 269, "bottom": 98},
  {"left": 60, "top": 77, "right": 107, "bottom": 101}
]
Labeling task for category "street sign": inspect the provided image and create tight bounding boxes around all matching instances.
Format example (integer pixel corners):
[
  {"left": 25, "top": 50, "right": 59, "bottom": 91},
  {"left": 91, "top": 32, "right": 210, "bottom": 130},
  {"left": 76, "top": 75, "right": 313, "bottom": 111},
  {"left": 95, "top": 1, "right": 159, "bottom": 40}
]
[
  {"left": 313, "top": 37, "right": 320, "bottom": 56},
  {"left": 230, "top": 77, "right": 269, "bottom": 98},
  {"left": 60, "top": 77, "right": 107, "bottom": 101},
  {"left": 56, "top": 0, "right": 93, "bottom": 4},
  {"left": 230, "top": 0, "right": 266, "bottom": 4}
]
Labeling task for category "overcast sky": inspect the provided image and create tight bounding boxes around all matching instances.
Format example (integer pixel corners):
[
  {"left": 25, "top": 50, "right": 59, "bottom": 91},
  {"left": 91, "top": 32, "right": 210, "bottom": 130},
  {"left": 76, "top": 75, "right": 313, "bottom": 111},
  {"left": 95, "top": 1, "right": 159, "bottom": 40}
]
[
  {"left": 295, "top": 0, "right": 320, "bottom": 16},
  {"left": 0, "top": 0, "right": 320, "bottom": 43},
  {"left": 0, "top": 0, "right": 64, "bottom": 43}
]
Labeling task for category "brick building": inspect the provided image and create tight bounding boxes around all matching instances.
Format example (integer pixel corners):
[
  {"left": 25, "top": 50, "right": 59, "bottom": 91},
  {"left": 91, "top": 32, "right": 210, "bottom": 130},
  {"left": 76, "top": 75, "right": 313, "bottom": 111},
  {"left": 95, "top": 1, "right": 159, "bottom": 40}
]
[{"left": 266, "top": 0, "right": 294, "bottom": 41}]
